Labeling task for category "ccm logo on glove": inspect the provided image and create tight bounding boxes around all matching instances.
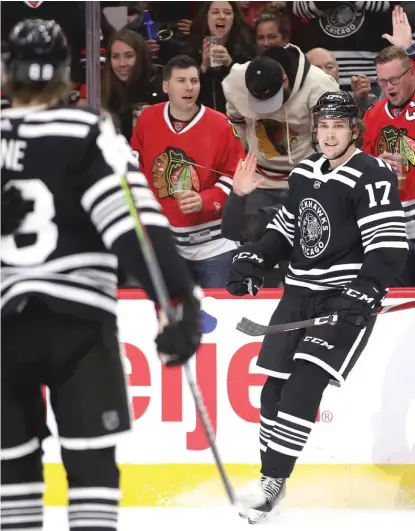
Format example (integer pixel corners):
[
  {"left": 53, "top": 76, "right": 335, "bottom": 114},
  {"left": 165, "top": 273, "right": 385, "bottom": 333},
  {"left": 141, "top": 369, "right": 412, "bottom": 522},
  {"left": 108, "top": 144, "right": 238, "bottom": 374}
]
[
  {"left": 343, "top": 287, "right": 377, "bottom": 305},
  {"left": 233, "top": 252, "right": 264, "bottom": 264}
]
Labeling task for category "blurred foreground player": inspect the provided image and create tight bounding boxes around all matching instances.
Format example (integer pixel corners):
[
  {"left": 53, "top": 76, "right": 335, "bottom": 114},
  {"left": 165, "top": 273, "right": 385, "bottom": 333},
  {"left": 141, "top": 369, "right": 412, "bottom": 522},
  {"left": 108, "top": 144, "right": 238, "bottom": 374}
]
[
  {"left": 0, "top": 19, "right": 202, "bottom": 531},
  {"left": 227, "top": 92, "right": 408, "bottom": 523}
]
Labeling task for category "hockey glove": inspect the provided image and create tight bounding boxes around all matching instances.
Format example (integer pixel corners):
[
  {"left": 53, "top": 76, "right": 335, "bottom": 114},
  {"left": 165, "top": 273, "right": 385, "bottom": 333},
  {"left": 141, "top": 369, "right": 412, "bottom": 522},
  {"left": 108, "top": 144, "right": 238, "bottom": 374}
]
[
  {"left": 156, "top": 286, "right": 203, "bottom": 367},
  {"left": 1, "top": 185, "right": 34, "bottom": 236},
  {"left": 226, "top": 250, "right": 265, "bottom": 297},
  {"left": 325, "top": 279, "right": 383, "bottom": 328}
]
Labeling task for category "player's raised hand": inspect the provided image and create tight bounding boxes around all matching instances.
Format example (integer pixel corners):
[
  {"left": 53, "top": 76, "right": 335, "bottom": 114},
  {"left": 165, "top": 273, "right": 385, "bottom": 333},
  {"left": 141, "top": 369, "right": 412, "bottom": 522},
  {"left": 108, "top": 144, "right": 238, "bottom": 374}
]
[
  {"left": 382, "top": 5, "right": 413, "bottom": 50},
  {"left": 233, "top": 154, "right": 264, "bottom": 197}
]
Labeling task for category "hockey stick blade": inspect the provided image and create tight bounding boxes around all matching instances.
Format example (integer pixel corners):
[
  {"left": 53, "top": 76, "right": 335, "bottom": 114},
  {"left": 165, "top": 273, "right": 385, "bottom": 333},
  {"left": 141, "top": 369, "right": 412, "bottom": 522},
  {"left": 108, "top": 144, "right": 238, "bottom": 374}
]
[
  {"left": 236, "top": 300, "right": 415, "bottom": 337},
  {"left": 236, "top": 314, "right": 338, "bottom": 337}
]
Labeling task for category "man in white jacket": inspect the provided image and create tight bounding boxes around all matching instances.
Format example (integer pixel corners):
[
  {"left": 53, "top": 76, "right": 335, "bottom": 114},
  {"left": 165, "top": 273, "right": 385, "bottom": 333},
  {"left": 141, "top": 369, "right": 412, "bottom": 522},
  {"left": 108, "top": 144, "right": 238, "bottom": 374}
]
[
  {"left": 221, "top": 45, "right": 338, "bottom": 285},
  {"left": 223, "top": 45, "right": 339, "bottom": 197}
]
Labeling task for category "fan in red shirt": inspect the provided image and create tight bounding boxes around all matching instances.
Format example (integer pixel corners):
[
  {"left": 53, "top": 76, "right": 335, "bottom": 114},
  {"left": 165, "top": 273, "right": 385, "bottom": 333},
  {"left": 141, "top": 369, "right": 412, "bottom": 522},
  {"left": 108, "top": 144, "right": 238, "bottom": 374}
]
[
  {"left": 362, "top": 44, "right": 415, "bottom": 286},
  {"left": 131, "top": 55, "right": 245, "bottom": 288}
]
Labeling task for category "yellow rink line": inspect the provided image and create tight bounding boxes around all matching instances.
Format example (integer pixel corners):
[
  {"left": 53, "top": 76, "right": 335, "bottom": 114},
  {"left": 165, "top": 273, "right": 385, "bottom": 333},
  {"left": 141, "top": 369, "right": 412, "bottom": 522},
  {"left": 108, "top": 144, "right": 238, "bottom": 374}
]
[{"left": 44, "top": 463, "right": 415, "bottom": 509}]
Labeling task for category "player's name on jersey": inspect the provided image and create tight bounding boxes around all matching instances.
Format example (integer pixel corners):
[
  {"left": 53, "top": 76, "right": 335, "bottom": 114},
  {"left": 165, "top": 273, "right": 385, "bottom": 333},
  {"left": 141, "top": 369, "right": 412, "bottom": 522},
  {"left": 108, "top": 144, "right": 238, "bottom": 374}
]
[{"left": 1, "top": 139, "right": 27, "bottom": 172}]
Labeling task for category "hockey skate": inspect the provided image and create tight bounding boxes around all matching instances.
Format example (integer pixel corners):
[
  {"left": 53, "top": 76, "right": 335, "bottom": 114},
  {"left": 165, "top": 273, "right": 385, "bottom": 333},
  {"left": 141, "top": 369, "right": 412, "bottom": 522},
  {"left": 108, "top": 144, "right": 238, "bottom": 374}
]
[{"left": 242, "top": 476, "right": 286, "bottom": 524}]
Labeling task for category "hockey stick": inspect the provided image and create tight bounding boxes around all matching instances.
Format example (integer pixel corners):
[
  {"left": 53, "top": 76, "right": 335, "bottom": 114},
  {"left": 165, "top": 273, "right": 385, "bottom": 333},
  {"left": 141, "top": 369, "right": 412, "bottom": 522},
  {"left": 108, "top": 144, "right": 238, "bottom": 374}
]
[
  {"left": 236, "top": 300, "right": 415, "bottom": 337},
  {"left": 119, "top": 175, "right": 237, "bottom": 506}
]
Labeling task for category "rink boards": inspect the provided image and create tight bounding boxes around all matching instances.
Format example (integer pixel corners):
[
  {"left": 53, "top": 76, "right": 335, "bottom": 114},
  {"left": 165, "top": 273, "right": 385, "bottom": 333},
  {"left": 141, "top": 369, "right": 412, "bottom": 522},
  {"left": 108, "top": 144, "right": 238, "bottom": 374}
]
[{"left": 43, "top": 288, "right": 415, "bottom": 509}]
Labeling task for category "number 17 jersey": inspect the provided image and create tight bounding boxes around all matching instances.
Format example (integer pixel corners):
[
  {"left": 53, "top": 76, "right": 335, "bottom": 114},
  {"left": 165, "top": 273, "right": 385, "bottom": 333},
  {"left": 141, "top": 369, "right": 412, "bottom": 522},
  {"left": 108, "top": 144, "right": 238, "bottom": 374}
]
[{"left": 268, "top": 150, "right": 409, "bottom": 294}]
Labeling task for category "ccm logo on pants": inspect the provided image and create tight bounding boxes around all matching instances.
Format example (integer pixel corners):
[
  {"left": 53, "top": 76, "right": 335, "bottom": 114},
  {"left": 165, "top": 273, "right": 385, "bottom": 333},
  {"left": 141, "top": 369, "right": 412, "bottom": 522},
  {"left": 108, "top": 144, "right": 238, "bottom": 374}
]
[{"left": 303, "top": 336, "right": 334, "bottom": 350}]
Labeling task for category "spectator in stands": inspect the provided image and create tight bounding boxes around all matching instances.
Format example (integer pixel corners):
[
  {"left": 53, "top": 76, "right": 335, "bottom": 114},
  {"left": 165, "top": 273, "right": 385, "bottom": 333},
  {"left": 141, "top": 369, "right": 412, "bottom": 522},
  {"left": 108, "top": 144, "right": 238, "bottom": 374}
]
[
  {"left": 306, "top": 47, "right": 377, "bottom": 116},
  {"left": 130, "top": 55, "right": 245, "bottom": 288},
  {"left": 185, "top": 1, "right": 256, "bottom": 113},
  {"left": 97, "top": 29, "right": 166, "bottom": 141},
  {"left": 255, "top": 6, "right": 291, "bottom": 52},
  {"left": 290, "top": 1, "right": 414, "bottom": 92},
  {"left": 123, "top": 2, "right": 198, "bottom": 65},
  {"left": 237, "top": 1, "right": 269, "bottom": 26},
  {"left": 222, "top": 45, "right": 338, "bottom": 234},
  {"left": 362, "top": 42, "right": 415, "bottom": 286},
  {"left": 221, "top": 44, "right": 338, "bottom": 285}
]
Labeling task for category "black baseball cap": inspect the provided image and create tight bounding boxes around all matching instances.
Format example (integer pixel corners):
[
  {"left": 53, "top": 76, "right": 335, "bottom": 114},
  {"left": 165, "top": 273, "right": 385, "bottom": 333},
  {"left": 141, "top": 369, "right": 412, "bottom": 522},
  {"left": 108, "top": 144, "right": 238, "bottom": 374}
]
[{"left": 245, "top": 55, "right": 285, "bottom": 114}]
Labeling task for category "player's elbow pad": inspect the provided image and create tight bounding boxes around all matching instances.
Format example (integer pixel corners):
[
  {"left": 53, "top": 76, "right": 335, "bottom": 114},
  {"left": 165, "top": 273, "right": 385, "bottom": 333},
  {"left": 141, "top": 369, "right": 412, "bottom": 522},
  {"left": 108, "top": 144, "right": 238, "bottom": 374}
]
[{"left": 111, "top": 228, "right": 195, "bottom": 301}]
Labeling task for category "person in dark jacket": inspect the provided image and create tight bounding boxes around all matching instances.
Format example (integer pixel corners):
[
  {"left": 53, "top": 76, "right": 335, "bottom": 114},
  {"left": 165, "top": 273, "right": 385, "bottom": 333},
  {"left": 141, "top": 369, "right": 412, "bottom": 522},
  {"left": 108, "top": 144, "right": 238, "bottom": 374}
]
[
  {"left": 185, "top": 1, "right": 256, "bottom": 113},
  {"left": 100, "top": 29, "right": 167, "bottom": 140}
]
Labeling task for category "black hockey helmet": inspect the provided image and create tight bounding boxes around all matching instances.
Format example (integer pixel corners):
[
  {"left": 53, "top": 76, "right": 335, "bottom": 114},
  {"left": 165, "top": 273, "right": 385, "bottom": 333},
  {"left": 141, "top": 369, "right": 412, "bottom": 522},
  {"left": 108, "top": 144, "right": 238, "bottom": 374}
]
[
  {"left": 3, "top": 19, "right": 69, "bottom": 85},
  {"left": 312, "top": 91, "right": 358, "bottom": 123},
  {"left": 311, "top": 91, "right": 360, "bottom": 158}
]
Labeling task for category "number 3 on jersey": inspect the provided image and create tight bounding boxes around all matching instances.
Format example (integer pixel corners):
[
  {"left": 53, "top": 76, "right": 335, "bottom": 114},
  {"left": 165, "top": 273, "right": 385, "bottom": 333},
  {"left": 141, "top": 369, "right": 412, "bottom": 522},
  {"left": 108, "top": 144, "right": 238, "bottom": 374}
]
[
  {"left": 365, "top": 181, "right": 391, "bottom": 208},
  {"left": 2, "top": 179, "right": 58, "bottom": 266}
]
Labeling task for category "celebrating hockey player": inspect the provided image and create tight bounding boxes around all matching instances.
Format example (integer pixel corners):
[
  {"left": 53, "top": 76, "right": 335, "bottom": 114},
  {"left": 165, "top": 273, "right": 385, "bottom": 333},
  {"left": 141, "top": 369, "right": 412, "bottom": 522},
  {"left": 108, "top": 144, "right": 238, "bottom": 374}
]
[
  {"left": 1, "top": 20, "right": 202, "bottom": 531},
  {"left": 226, "top": 91, "right": 409, "bottom": 524}
]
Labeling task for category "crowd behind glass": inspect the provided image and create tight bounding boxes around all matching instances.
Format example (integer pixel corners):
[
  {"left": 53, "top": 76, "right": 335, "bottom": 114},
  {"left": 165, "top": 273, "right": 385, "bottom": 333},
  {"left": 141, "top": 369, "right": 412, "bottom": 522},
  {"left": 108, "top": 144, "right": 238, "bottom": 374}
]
[{"left": 2, "top": 1, "right": 414, "bottom": 288}]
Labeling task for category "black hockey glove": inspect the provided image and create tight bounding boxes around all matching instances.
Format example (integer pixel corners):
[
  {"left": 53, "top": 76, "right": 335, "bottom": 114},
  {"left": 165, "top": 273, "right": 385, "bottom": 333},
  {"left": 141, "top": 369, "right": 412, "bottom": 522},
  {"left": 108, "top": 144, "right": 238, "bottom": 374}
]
[
  {"left": 325, "top": 279, "right": 383, "bottom": 328},
  {"left": 156, "top": 287, "right": 203, "bottom": 367},
  {"left": 1, "top": 185, "right": 34, "bottom": 236},
  {"left": 226, "top": 249, "right": 265, "bottom": 297}
]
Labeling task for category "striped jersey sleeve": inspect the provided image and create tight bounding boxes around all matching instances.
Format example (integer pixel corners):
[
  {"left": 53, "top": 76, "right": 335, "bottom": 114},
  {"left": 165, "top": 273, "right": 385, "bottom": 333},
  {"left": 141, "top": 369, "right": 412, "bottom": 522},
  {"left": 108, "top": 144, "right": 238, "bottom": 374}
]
[
  {"left": 354, "top": 165, "right": 409, "bottom": 289},
  {"left": 77, "top": 118, "right": 194, "bottom": 301},
  {"left": 266, "top": 205, "right": 296, "bottom": 247}
]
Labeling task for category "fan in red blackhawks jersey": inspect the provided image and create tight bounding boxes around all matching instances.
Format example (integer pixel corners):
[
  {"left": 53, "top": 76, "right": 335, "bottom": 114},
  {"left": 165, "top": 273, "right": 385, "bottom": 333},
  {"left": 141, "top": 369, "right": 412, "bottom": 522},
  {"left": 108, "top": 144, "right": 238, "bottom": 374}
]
[
  {"left": 0, "top": 19, "right": 202, "bottom": 531},
  {"left": 130, "top": 55, "right": 245, "bottom": 288},
  {"left": 226, "top": 91, "right": 408, "bottom": 524},
  {"left": 362, "top": 45, "right": 415, "bottom": 286}
]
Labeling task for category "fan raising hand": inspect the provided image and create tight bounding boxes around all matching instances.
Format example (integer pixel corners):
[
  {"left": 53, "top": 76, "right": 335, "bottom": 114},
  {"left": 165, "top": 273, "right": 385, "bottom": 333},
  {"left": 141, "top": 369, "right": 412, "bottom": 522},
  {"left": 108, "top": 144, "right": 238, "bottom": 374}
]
[
  {"left": 382, "top": 5, "right": 413, "bottom": 50},
  {"left": 233, "top": 154, "right": 264, "bottom": 197}
]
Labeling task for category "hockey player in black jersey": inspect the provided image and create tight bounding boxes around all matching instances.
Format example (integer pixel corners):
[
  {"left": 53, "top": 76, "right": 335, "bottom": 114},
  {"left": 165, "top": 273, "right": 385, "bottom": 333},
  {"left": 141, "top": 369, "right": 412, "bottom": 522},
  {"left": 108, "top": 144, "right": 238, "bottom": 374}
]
[
  {"left": 227, "top": 91, "right": 409, "bottom": 524},
  {"left": 1, "top": 19, "right": 202, "bottom": 531}
]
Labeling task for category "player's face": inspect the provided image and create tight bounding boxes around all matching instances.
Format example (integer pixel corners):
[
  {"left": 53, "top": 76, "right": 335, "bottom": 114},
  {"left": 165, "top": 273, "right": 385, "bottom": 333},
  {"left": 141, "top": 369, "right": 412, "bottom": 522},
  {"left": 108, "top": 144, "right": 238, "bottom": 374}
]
[
  {"left": 316, "top": 118, "right": 354, "bottom": 159},
  {"left": 376, "top": 59, "right": 415, "bottom": 107},
  {"left": 256, "top": 21, "right": 287, "bottom": 53},
  {"left": 163, "top": 67, "right": 201, "bottom": 111},
  {"left": 110, "top": 40, "right": 136, "bottom": 82},
  {"left": 208, "top": 1, "right": 234, "bottom": 39}
]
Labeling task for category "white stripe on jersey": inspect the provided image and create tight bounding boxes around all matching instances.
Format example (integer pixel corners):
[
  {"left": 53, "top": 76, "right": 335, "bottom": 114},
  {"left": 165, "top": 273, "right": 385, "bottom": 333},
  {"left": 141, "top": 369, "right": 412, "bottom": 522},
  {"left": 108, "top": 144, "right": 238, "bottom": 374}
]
[
  {"left": 357, "top": 210, "right": 405, "bottom": 227},
  {"left": 362, "top": 230, "right": 408, "bottom": 247},
  {"left": 102, "top": 217, "right": 136, "bottom": 249},
  {"left": 288, "top": 263, "right": 362, "bottom": 276},
  {"left": 24, "top": 108, "right": 99, "bottom": 125},
  {"left": 139, "top": 212, "right": 170, "bottom": 228},
  {"left": 364, "top": 241, "right": 409, "bottom": 253},
  {"left": 81, "top": 174, "right": 121, "bottom": 210},
  {"left": 18, "top": 123, "right": 91, "bottom": 138},
  {"left": 267, "top": 206, "right": 295, "bottom": 246},
  {"left": 360, "top": 221, "right": 406, "bottom": 236}
]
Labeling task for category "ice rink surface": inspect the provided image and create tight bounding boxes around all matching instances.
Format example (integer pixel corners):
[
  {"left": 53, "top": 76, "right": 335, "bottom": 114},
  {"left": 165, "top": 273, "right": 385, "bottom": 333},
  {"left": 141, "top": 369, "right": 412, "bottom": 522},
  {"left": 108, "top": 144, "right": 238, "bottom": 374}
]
[{"left": 45, "top": 507, "right": 415, "bottom": 530}]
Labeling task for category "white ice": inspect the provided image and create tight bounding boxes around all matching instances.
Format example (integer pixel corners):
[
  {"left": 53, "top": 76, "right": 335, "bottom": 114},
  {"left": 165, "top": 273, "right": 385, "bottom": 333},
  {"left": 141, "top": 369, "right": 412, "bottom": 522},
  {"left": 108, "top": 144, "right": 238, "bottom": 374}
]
[{"left": 45, "top": 507, "right": 415, "bottom": 530}]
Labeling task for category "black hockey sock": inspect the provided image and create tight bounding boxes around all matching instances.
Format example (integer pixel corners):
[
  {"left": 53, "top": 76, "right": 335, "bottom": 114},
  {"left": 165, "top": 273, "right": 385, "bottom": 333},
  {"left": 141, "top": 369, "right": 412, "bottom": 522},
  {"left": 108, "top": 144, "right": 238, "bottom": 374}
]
[
  {"left": 1, "top": 449, "right": 44, "bottom": 530},
  {"left": 261, "top": 360, "right": 330, "bottom": 478},
  {"left": 61, "top": 446, "right": 120, "bottom": 531},
  {"left": 259, "top": 376, "right": 285, "bottom": 455}
]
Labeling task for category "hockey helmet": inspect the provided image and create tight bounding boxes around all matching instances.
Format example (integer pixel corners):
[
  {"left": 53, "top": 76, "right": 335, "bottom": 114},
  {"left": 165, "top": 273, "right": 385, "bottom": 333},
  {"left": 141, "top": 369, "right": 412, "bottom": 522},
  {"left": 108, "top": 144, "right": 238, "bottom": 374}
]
[
  {"left": 3, "top": 19, "right": 69, "bottom": 85},
  {"left": 312, "top": 91, "right": 358, "bottom": 124}
]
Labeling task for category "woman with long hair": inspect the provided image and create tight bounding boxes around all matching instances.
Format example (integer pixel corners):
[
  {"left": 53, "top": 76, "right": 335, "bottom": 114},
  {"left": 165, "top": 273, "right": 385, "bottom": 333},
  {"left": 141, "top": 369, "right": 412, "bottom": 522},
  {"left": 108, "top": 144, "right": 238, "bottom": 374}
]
[
  {"left": 100, "top": 29, "right": 166, "bottom": 140},
  {"left": 185, "top": 1, "right": 256, "bottom": 113}
]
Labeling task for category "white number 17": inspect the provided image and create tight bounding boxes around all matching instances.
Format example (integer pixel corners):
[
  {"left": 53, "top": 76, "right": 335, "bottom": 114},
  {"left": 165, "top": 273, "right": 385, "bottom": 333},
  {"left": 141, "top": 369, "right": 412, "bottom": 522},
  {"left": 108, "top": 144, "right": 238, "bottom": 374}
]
[{"left": 365, "top": 181, "right": 391, "bottom": 208}]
